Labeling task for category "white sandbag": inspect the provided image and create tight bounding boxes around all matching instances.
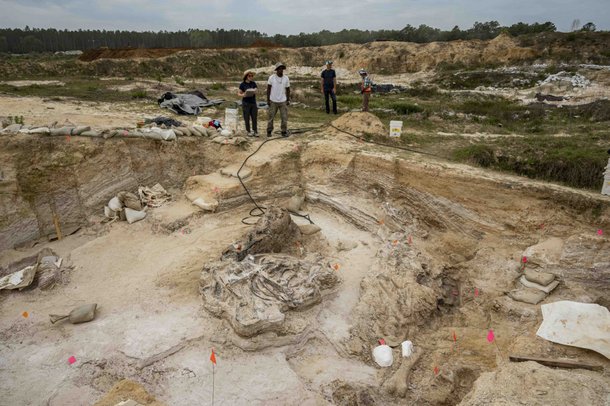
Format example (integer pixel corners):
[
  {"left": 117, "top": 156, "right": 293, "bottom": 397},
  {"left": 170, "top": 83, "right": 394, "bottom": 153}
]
[
  {"left": 104, "top": 206, "right": 117, "bottom": 218},
  {"left": 192, "top": 197, "right": 218, "bottom": 212},
  {"left": 401, "top": 340, "right": 414, "bottom": 357},
  {"left": 142, "top": 127, "right": 176, "bottom": 141},
  {"left": 372, "top": 344, "right": 393, "bottom": 367},
  {"left": 108, "top": 196, "right": 123, "bottom": 211},
  {"left": 536, "top": 301, "right": 610, "bottom": 359},
  {"left": 195, "top": 125, "right": 209, "bottom": 136},
  {"left": 80, "top": 130, "right": 102, "bottom": 137},
  {"left": 124, "top": 208, "right": 147, "bottom": 224},
  {"left": 178, "top": 127, "right": 192, "bottom": 136},
  {"left": 220, "top": 129, "right": 232, "bottom": 137},
  {"left": 28, "top": 127, "right": 50, "bottom": 134},
  {"left": 196, "top": 116, "right": 212, "bottom": 125},
  {"left": 519, "top": 275, "right": 559, "bottom": 293},
  {"left": 299, "top": 224, "right": 321, "bottom": 235},
  {"left": 190, "top": 125, "right": 204, "bottom": 137},
  {"left": 73, "top": 126, "right": 90, "bottom": 135},
  {"left": 1, "top": 123, "right": 22, "bottom": 133},
  {"left": 18, "top": 126, "right": 31, "bottom": 133}
]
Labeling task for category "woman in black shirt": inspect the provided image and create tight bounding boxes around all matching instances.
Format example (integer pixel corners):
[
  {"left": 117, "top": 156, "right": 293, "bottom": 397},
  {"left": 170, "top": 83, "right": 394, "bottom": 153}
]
[{"left": 238, "top": 70, "right": 258, "bottom": 136}]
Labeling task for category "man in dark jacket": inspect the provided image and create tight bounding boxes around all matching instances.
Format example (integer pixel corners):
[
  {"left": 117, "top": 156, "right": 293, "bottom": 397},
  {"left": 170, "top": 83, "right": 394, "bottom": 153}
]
[{"left": 321, "top": 60, "right": 337, "bottom": 114}]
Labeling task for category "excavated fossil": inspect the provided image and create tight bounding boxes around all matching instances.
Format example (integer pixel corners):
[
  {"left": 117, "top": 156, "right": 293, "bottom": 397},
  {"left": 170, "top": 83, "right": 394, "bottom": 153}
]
[{"left": 201, "top": 253, "right": 339, "bottom": 337}]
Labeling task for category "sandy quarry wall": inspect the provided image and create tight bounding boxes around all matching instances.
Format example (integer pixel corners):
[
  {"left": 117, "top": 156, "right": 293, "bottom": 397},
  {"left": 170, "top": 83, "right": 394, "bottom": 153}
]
[
  {"left": 0, "top": 136, "right": 219, "bottom": 251},
  {"left": 0, "top": 35, "right": 539, "bottom": 78}
]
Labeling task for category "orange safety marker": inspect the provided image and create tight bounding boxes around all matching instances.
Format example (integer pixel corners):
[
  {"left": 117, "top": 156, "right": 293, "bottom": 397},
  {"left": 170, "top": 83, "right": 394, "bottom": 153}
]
[
  {"left": 452, "top": 331, "right": 457, "bottom": 342},
  {"left": 332, "top": 263, "right": 341, "bottom": 271},
  {"left": 433, "top": 366, "right": 439, "bottom": 375},
  {"left": 210, "top": 349, "right": 217, "bottom": 406},
  {"left": 22, "top": 311, "right": 29, "bottom": 318}
]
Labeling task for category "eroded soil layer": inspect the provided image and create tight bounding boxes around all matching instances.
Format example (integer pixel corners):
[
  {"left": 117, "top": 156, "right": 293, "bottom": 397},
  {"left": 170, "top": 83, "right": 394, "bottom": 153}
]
[{"left": 1, "top": 123, "right": 609, "bottom": 405}]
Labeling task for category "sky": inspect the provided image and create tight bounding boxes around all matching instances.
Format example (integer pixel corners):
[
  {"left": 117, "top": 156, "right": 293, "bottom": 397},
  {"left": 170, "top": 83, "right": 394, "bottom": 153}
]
[{"left": 0, "top": 0, "right": 607, "bottom": 34}]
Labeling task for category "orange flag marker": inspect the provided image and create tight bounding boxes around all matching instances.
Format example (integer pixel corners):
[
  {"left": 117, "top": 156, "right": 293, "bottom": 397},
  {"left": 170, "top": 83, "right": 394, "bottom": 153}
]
[{"left": 210, "top": 349, "right": 217, "bottom": 365}]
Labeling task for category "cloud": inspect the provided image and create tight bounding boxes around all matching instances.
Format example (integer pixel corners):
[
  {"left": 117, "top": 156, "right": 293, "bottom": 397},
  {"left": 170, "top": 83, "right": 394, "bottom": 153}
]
[{"left": 0, "top": 0, "right": 607, "bottom": 33}]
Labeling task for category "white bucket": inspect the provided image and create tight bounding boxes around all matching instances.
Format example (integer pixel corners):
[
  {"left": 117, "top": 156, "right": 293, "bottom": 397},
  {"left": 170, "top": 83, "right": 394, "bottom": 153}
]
[
  {"left": 389, "top": 120, "right": 403, "bottom": 138},
  {"left": 401, "top": 340, "right": 414, "bottom": 357},
  {"left": 602, "top": 176, "right": 610, "bottom": 196},
  {"left": 602, "top": 158, "right": 610, "bottom": 196},
  {"left": 224, "top": 108, "right": 239, "bottom": 133},
  {"left": 372, "top": 344, "right": 393, "bottom": 367}
]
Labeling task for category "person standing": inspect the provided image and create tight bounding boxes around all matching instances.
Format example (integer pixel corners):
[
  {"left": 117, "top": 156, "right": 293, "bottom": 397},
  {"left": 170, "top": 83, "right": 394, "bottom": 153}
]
[
  {"left": 266, "top": 62, "right": 291, "bottom": 137},
  {"left": 321, "top": 60, "right": 337, "bottom": 114},
  {"left": 359, "top": 68, "right": 373, "bottom": 112},
  {"left": 238, "top": 70, "right": 258, "bottom": 136}
]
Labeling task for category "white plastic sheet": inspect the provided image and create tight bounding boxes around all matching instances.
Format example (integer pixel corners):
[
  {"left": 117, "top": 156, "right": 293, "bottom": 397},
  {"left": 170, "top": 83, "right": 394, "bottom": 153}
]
[
  {"left": 372, "top": 344, "right": 393, "bottom": 367},
  {"left": 536, "top": 301, "right": 610, "bottom": 359}
]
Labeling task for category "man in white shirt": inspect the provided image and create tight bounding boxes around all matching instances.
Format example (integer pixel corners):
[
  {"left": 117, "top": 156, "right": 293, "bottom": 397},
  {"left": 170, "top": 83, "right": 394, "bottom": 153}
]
[{"left": 266, "top": 62, "right": 291, "bottom": 137}]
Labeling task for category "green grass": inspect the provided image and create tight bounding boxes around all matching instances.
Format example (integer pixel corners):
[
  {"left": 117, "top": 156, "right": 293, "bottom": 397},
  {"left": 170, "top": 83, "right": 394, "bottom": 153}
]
[{"left": 0, "top": 78, "right": 142, "bottom": 102}]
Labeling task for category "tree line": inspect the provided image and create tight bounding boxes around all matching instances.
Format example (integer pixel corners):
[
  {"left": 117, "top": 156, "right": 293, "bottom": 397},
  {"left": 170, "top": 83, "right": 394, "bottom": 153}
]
[{"left": 0, "top": 21, "right": 599, "bottom": 54}]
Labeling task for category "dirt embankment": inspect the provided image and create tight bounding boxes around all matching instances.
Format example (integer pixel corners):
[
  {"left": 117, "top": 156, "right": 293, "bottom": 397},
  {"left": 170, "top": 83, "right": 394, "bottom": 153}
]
[
  {"left": 0, "top": 136, "right": 237, "bottom": 251},
  {"left": 1, "top": 120, "right": 609, "bottom": 405},
  {"left": 3, "top": 33, "right": 609, "bottom": 79}
]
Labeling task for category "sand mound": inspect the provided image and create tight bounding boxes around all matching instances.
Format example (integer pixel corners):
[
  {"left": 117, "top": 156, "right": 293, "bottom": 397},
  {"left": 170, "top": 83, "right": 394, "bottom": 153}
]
[
  {"left": 331, "top": 112, "right": 387, "bottom": 137},
  {"left": 93, "top": 379, "right": 164, "bottom": 406}
]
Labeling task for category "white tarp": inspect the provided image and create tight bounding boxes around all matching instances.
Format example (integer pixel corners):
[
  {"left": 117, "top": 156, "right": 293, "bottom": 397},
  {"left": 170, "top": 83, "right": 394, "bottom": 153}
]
[
  {"left": 536, "top": 301, "right": 610, "bottom": 359},
  {"left": 0, "top": 265, "right": 36, "bottom": 290}
]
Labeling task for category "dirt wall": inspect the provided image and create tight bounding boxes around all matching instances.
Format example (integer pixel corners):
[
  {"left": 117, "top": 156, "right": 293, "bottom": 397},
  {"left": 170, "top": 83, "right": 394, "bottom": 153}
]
[{"left": 0, "top": 136, "right": 221, "bottom": 250}]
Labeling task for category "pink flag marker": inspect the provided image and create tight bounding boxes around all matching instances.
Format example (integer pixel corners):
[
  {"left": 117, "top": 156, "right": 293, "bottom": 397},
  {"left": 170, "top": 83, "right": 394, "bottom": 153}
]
[
  {"left": 597, "top": 229, "right": 603, "bottom": 236},
  {"left": 487, "top": 329, "right": 495, "bottom": 343},
  {"left": 474, "top": 288, "right": 479, "bottom": 297},
  {"left": 521, "top": 256, "right": 527, "bottom": 263},
  {"left": 68, "top": 356, "right": 76, "bottom": 365},
  {"left": 433, "top": 366, "right": 439, "bottom": 375}
]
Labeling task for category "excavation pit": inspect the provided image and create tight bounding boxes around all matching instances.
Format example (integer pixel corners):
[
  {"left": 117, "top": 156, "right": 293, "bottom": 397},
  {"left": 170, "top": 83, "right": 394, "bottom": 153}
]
[{"left": 1, "top": 120, "right": 609, "bottom": 405}]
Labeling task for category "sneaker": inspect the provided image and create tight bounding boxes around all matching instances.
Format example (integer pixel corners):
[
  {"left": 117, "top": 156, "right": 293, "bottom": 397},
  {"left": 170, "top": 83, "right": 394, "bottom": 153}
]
[
  {"left": 281, "top": 132, "right": 289, "bottom": 138},
  {"left": 247, "top": 131, "right": 254, "bottom": 137},
  {"left": 253, "top": 132, "right": 259, "bottom": 137}
]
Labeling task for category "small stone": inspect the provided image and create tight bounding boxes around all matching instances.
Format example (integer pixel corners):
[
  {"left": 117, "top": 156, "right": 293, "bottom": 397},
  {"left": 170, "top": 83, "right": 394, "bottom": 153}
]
[{"left": 299, "top": 224, "right": 321, "bottom": 235}]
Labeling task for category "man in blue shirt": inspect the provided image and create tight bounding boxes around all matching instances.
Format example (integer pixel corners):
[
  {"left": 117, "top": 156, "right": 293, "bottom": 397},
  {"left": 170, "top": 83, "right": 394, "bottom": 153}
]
[{"left": 320, "top": 60, "right": 337, "bottom": 114}]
